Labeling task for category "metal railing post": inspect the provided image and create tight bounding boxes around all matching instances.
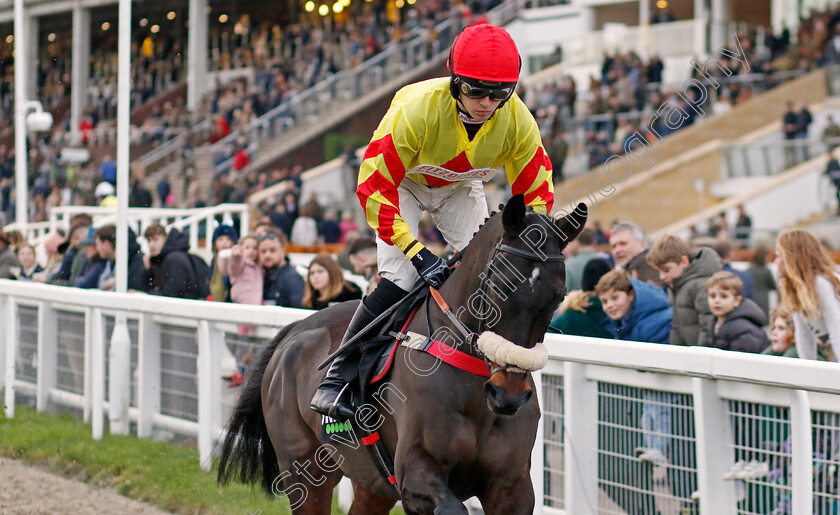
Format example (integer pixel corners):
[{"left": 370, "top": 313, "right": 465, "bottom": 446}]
[
  {"left": 36, "top": 302, "right": 56, "bottom": 412},
  {"left": 197, "top": 320, "right": 222, "bottom": 471},
  {"left": 531, "top": 370, "right": 545, "bottom": 515},
  {"left": 789, "top": 389, "right": 813, "bottom": 515},
  {"left": 137, "top": 313, "right": 161, "bottom": 438},
  {"left": 109, "top": 312, "right": 131, "bottom": 435},
  {"left": 3, "top": 296, "right": 15, "bottom": 418},
  {"left": 91, "top": 307, "right": 105, "bottom": 440},
  {"left": 563, "top": 361, "right": 598, "bottom": 514},
  {"left": 692, "top": 377, "right": 737, "bottom": 513}
]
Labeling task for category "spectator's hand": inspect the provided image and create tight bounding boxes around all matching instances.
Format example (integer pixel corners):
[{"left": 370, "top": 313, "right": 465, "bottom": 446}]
[
  {"left": 231, "top": 245, "right": 242, "bottom": 258},
  {"left": 143, "top": 254, "right": 151, "bottom": 269},
  {"left": 103, "top": 277, "right": 116, "bottom": 291}
]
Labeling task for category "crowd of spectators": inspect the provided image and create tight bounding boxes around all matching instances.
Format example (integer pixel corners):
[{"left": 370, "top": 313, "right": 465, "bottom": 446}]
[
  {"left": 526, "top": 6, "right": 840, "bottom": 178},
  {"left": 549, "top": 215, "right": 839, "bottom": 511},
  {"left": 0, "top": 0, "right": 499, "bottom": 225}
]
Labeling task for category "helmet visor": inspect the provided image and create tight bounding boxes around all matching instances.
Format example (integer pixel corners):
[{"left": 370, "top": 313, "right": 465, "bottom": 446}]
[{"left": 458, "top": 79, "right": 515, "bottom": 101}]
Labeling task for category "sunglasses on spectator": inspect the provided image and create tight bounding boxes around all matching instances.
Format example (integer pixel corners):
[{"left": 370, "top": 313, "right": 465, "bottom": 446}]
[{"left": 458, "top": 81, "right": 514, "bottom": 101}]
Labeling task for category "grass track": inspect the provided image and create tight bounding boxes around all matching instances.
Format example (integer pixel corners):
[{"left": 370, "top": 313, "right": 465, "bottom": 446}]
[{"left": 0, "top": 405, "right": 335, "bottom": 514}]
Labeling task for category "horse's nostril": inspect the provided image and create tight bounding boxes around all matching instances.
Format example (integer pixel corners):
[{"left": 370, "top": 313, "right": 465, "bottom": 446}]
[
  {"left": 484, "top": 382, "right": 499, "bottom": 402},
  {"left": 524, "top": 390, "right": 533, "bottom": 403}
]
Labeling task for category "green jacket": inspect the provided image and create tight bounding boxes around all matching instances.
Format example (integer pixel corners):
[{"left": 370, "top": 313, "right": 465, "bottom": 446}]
[
  {"left": 549, "top": 295, "right": 613, "bottom": 339},
  {"left": 761, "top": 344, "right": 798, "bottom": 358},
  {"left": 209, "top": 250, "right": 228, "bottom": 302}
]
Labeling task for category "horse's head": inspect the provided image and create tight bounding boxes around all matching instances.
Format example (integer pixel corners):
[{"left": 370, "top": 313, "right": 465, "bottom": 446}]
[{"left": 456, "top": 194, "right": 587, "bottom": 416}]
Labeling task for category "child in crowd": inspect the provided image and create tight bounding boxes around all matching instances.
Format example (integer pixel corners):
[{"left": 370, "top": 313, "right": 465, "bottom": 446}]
[
  {"left": 647, "top": 234, "right": 722, "bottom": 346},
  {"left": 301, "top": 254, "right": 362, "bottom": 310},
  {"left": 218, "top": 234, "right": 263, "bottom": 386},
  {"left": 763, "top": 305, "right": 798, "bottom": 358},
  {"left": 218, "top": 234, "right": 264, "bottom": 334},
  {"left": 775, "top": 228, "right": 840, "bottom": 363},
  {"left": 703, "top": 272, "right": 773, "bottom": 483},
  {"left": 210, "top": 224, "right": 238, "bottom": 302},
  {"left": 219, "top": 234, "right": 264, "bottom": 307},
  {"left": 595, "top": 269, "right": 673, "bottom": 466},
  {"left": 15, "top": 244, "right": 43, "bottom": 281},
  {"left": 705, "top": 271, "right": 770, "bottom": 353}
]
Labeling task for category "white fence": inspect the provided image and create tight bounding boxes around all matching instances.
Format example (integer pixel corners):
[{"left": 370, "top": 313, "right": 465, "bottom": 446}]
[
  {"left": 2, "top": 280, "right": 840, "bottom": 514},
  {"left": 3, "top": 204, "right": 250, "bottom": 259}
]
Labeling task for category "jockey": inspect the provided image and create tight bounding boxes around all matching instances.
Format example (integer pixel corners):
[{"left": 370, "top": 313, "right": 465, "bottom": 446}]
[{"left": 311, "top": 23, "right": 555, "bottom": 420}]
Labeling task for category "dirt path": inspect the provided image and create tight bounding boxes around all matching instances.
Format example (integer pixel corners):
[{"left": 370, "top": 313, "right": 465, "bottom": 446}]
[{"left": 0, "top": 457, "right": 172, "bottom": 514}]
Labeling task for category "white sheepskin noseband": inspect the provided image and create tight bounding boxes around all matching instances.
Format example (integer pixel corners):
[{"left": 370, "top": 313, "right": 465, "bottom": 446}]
[{"left": 476, "top": 332, "right": 548, "bottom": 373}]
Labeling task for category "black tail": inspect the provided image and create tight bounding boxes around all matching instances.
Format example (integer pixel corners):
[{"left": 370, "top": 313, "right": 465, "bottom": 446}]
[{"left": 217, "top": 322, "right": 298, "bottom": 494}]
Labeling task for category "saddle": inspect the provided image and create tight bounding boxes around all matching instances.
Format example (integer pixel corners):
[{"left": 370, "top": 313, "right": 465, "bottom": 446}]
[{"left": 319, "top": 286, "right": 430, "bottom": 487}]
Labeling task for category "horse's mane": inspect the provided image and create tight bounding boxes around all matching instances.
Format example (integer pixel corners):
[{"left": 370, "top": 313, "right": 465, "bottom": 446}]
[{"left": 464, "top": 204, "right": 556, "bottom": 253}]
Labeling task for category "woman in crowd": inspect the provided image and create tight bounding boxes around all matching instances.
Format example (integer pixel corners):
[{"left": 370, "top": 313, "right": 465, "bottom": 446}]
[
  {"left": 302, "top": 254, "right": 361, "bottom": 310},
  {"left": 775, "top": 228, "right": 840, "bottom": 362},
  {"left": 549, "top": 258, "right": 614, "bottom": 338},
  {"left": 15, "top": 243, "right": 43, "bottom": 281}
]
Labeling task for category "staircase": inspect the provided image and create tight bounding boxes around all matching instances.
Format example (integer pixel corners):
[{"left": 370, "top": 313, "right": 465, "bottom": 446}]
[{"left": 555, "top": 69, "right": 830, "bottom": 233}]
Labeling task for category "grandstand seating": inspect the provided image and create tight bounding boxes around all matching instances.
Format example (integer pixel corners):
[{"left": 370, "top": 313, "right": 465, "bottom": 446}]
[{"left": 554, "top": 69, "right": 830, "bottom": 232}]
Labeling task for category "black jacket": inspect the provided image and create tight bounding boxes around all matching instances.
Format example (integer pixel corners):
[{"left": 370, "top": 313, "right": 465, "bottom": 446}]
[
  {"left": 146, "top": 229, "right": 199, "bottom": 299},
  {"left": 127, "top": 228, "right": 149, "bottom": 292},
  {"left": 263, "top": 259, "right": 305, "bottom": 308},
  {"left": 309, "top": 282, "right": 362, "bottom": 310},
  {"left": 704, "top": 297, "right": 770, "bottom": 353}
]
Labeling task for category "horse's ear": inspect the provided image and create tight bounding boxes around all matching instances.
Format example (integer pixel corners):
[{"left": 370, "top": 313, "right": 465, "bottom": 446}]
[
  {"left": 555, "top": 202, "right": 588, "bottom": 244},
  {"left": 502, "top": 194, "right": 526, "bottom": 233}
]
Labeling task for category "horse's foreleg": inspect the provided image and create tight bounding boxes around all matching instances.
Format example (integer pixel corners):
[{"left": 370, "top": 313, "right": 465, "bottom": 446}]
[
  {"left": 396, "top": 447, "right": 467, "bottom": 515},
  {"left": 478, "top": 473, "right": 535, "bottom": 515}
]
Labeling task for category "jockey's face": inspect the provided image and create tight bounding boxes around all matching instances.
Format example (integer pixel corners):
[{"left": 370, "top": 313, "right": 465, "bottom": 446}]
[{"left": 458, "top": 93, "right": 502, "bottom": 123}]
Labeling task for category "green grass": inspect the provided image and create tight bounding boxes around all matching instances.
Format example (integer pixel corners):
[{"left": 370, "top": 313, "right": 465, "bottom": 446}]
[{"left": 0, "top": 405, "right": 331, "bottom": 514}]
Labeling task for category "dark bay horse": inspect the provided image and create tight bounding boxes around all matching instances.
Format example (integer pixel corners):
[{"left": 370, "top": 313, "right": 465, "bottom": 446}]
[{"left": 218, "top": 195, "right": 587, "bottom": 514}]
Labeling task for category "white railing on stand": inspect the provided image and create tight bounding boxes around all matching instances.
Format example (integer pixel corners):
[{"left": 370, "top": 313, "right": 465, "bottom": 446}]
[
  {"left": 2, "top": 279, "right": 839, "bottom": 514},
  {"left": 4, "top": 204, "right": 250, "bottom": 256}
]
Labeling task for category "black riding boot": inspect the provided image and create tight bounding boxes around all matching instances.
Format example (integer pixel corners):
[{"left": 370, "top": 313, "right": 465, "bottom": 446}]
[{"left": 310, "top": 301, "right": 377, "bottom": 421}]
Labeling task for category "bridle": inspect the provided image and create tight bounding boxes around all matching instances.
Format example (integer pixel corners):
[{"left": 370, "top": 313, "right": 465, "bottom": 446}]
[{"left": 429, "top": 234, "right": 565, "bottom": 376}]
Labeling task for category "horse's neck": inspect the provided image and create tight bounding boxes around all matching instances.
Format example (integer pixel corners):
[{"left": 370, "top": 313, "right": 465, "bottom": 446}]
[{"left": 419, "top": 256, "right": 488, "bottom": 354}]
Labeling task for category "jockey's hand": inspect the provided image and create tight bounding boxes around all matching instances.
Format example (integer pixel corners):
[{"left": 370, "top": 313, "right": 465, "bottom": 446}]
[{"left": 410, "top": 247, "right": 451, "bottom": 288}]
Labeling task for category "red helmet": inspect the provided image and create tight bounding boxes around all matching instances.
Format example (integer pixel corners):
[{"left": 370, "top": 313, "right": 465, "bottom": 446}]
[{"left": 448, "top": 23, "right": 521, "bottom": 83}]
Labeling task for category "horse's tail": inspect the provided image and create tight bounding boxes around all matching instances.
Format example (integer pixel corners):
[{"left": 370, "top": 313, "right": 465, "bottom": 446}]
[{"left": 217, "top": 322, "right": 297, "bottom": 495}]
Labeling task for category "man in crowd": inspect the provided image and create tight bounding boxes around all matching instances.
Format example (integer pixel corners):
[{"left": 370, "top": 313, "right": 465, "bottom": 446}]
[
  {"left": 260, "top": 230, "right": 305, "bottom": 308},
  {"left": 610, "top": 220, "right": 648, "bottom": 269},
  {"left": 143, "top": 224, "right": 201, "bottom": 299}
]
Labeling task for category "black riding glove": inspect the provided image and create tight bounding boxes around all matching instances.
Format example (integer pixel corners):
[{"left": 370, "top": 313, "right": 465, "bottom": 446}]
[{"left": 410, "top": 247, "right": 451, "bottom": 289}]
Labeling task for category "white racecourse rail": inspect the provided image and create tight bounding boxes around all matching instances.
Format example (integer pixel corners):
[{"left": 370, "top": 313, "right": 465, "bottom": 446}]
[{"left": 2, "top": 281, "right": 840, "bottom": 515}]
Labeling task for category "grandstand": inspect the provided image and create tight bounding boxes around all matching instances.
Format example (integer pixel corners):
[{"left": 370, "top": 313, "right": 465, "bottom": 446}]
[{"left": 3, "top": 0, "right": 840, "bottom": 513}]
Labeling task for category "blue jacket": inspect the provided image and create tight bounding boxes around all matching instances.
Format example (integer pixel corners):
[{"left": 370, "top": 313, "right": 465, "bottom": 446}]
[{"left": 601, "top": 278, "right": 673, "bottom": 344}]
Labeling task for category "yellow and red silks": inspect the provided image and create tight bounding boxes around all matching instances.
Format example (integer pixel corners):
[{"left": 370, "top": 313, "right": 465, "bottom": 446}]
[{"left": 357, "top": 77, "right": 554, "bottom": 253}]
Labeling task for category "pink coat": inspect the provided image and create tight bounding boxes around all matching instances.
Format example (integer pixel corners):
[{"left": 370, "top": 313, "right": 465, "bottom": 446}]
[{"left": 218, "top": 248, "right": 264, "bottom": 305}]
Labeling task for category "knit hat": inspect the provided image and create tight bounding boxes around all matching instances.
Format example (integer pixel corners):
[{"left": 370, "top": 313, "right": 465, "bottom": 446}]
[
  {"left": 212, "top": 224, "right": 239, "bottom": 245},
  {"left": 581, "top": 258, "right": 613, "bottom": 292}
]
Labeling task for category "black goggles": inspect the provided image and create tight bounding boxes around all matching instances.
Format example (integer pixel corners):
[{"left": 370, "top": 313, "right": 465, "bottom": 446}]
[{"left": 458, "top": 80, "right": 514, "bottom": 101}]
